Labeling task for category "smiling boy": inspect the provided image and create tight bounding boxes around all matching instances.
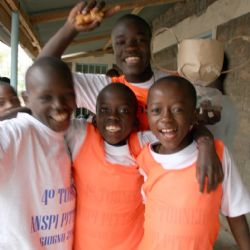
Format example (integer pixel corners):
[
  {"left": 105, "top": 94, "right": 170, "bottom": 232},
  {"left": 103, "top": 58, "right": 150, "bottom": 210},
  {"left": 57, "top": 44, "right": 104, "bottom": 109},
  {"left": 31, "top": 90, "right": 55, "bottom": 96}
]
[
  {"left": 0, "top": 57, "right": 76, "bottom": 249},
  {"left": 137, "top": 76, "right": 250, "bottom": 250}
]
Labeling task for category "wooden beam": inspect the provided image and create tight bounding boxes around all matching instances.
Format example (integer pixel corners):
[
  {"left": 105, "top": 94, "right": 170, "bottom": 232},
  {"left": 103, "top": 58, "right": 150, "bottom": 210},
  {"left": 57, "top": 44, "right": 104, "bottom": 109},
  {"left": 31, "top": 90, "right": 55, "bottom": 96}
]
[
  {"left": 63, "top": 48, "right": 113, "bottom": 62},
  {"left": 0, "top": 4, "right": 39, "bottom": 58},
  {"left": 4, "top": 0, "right": 42, "bottom": 52},
  {"left": 30, "top": 0, "right": 184, "bottom": 25},
  {"left": 72, "top": 33, "right": 110, "bottom": 45}
]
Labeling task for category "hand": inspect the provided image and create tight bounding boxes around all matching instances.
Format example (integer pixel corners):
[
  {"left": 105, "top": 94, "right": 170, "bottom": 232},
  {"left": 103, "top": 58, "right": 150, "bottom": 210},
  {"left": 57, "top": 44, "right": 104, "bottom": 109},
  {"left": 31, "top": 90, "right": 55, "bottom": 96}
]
[
  {"left": 67, "top": 1, "right": 120, "bottom": 32},
  {"left": 197, "top": 107, "right": 221, "bottom": 125},
  {"left": 196, "top": 137, "right": 224, "bottom": 192}
]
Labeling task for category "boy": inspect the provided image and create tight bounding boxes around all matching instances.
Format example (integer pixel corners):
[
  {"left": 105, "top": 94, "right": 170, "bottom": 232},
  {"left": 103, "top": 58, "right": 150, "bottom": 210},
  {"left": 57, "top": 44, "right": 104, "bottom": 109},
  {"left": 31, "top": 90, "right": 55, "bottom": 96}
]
[
  {"left": 0, "top": 57, "right": 76, "bottom": 249},
  {"left": 137, "top": 76, "right": 250, "bottom": 250},
  {"left": 0, "top": 77, "right": 20, "bottom": 115},
  {"left": 66, "top": 83, "right": 155, "bottom": 249},
  {"left": 39, "top": 1, "right": 223, "bottom": 192}
]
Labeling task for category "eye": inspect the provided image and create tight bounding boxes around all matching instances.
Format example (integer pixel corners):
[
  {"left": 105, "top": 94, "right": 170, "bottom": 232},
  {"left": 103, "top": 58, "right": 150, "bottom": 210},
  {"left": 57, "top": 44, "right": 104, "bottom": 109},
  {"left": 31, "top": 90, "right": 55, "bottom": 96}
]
[
  {"left": 63, "top": 92, "right": 75, "bottom": 101},
  {"left": 136, "top": 37, "right": 147, "bottom": 43},
  {"left": 150, "top": 107, "right": 161, "bottom": 115},
  {"left": 99, "top": 107, "right": 109, "bottom": 113},
  {"left": 10, "top": 96, "right": 20, "bottom": 105},
  {"left": 39, "top": 95, "right": 52, "bottom": 102},
  {"left": 115, "top": 39, "right": 125, "bottom": 46},
  {"left": 172, "top": 106, "right": 183, "bottom": 114},
  {"left": 0, "top": 100, "right": 5, "bottom": 106},
  {"left": 119, "top": 107, "right": 129, "bottom": 114}
]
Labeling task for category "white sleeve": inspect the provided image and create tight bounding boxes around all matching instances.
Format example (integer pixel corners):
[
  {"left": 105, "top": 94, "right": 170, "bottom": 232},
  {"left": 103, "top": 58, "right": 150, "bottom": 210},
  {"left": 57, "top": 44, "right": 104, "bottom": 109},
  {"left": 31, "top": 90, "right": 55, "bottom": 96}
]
[
  {"left": 65, "top": 119, "right": 88, "bottom": 161},
  {"left": 0, "top": 120, "right": 20, "bottom": 181},
  {"left": 137, "top": 130, "right": 158, "bottom": 148},
  {"left": 73, "top": 72, "right": 111, "bottom": 113},
  {"left": 221, "top": 146, "right": 250, "bottom": 217}
]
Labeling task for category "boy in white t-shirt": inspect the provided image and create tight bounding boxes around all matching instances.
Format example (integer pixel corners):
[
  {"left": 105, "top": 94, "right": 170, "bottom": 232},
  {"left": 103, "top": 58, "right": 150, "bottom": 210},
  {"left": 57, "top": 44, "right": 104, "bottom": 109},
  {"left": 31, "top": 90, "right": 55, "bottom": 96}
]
[
  {"left": 137, "top": 76, "right": 250, "bottom": 250},
  {"left": 0, "top": 57, "right": 76, "bottom": 249}
]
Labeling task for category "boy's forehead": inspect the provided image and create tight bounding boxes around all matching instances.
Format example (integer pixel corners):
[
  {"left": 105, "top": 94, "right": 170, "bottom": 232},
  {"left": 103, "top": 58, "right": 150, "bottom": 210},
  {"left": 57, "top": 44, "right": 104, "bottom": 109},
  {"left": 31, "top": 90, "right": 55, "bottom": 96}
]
[{"left": 112, "top": 19, "right": 149, "bottom": 36}]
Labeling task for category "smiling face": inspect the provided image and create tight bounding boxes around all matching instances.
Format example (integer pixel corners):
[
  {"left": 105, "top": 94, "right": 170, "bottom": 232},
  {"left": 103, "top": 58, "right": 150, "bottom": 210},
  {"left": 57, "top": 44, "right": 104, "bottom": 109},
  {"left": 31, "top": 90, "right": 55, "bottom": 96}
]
[
  {"left": 0, "top": 84, "right": 20, "bottom": 115},
  {"left": 95, "top": 84, "right": 138, "bottom": 146},
  {"left": 147, "top": 77, "right": 197, "bottom": 154},
  {"left": 26, "top": 59, "right": 76, "bottom": 132},
  {"left": 112, "top": 16, "right": 152, "bottom": 83}
]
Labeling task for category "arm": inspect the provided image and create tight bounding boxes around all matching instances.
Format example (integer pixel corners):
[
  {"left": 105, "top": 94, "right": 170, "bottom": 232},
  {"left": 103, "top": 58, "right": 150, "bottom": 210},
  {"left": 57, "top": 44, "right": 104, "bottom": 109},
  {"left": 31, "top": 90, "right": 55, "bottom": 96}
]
[
  {"left": 227, "top": 215, "right": 250, "bottom": 250},
  {"left": 0, "top": 107, "right": 32, "bottom": 121},
  {"left": 38, "top": 1, "right": 120, "bottom": 59},
  {"left": 193, "top": 125, "right": 224, "bottom": 193}
]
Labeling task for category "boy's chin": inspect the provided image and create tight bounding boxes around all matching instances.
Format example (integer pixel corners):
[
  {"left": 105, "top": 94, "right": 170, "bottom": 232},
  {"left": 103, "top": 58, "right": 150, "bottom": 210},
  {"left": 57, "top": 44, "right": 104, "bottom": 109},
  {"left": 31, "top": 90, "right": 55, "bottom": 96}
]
[{"left": 48, "top": 120, "right": 70, "bottom": 132}]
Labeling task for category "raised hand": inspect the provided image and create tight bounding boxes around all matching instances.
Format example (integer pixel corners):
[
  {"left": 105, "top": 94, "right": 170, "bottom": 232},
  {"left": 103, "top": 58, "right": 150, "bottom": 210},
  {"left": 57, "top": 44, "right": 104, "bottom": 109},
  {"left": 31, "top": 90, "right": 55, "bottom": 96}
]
[{"left": 68, "top": 1, "right": 120, "bottom": 32}]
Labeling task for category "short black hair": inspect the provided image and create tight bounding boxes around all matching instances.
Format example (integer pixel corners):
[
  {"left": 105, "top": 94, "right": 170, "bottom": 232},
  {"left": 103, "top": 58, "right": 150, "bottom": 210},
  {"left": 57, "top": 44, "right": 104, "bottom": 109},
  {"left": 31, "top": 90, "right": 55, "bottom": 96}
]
[
  {"left": 0, "top": 77, "right": 10, "bottom": 84},
  {"left": 26, "top": 56, "right": 73, "bottom": 90},
  {"left": 112, "top": 14, "right": 152, "bottom": 38},
  {"left": 149, "top": 76, "right": 197, "bottom": 108},
  {"left": 0, "top": 78, "right": 18, "bottom": 96},
  {"left": 96, "top": 83, "right": 138, "bottom": 112}
]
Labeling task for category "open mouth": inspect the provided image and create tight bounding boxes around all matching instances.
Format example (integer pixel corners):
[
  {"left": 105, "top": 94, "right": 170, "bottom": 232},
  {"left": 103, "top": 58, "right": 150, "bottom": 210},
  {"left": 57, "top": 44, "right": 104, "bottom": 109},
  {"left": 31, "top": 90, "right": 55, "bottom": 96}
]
[
  {"left": 124, "top": 56, "right": 141, "bottom": 65},
  {"left": 159, "top": 128, "right": 177, "bottom": 139},
  {"left": 105, "top": 125, "right": 122, "bottom": 133},
  {"left": 51, "top": 113, "right": 68, "bottom": 122}
]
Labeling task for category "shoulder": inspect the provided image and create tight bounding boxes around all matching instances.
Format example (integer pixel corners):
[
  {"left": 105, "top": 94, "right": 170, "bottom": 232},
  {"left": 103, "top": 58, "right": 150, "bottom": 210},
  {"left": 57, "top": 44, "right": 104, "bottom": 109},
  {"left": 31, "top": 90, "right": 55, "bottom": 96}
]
[
  {"left": 73, "top": 72, "right": 110, "bottom": 86},
  {"left": 153, "top": 69, "right": 168, "bottom": 81}
]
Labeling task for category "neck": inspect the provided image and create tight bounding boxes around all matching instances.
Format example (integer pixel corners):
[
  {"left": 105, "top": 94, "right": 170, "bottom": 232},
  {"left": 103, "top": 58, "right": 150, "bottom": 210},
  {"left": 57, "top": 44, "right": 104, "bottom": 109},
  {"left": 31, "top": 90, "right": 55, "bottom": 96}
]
[{"left": 125, "top": 67, "right": 153, "bottom": 83}]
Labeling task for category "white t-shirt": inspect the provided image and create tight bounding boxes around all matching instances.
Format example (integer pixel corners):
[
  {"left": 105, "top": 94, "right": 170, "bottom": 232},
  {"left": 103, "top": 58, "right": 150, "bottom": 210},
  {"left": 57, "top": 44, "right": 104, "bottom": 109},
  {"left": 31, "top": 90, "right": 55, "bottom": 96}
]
[
  {"left": 143, "top": 141, "right": 250, "bottom": 218},
  {"left": 66, "top": 119, "right": 157, "bottom": 165},
  {"left": 0, "top": 113, "right": 75, "bottom": 250},
  {"left": 73, "top": 70, "right": 167, "bottom": 113}
]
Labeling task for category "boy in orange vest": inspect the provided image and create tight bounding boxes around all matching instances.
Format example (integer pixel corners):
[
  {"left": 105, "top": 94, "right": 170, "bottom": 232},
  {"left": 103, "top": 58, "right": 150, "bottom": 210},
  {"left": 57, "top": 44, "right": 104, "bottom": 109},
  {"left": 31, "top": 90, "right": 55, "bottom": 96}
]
[
  {"left": 66, "top": 83, "right": 155, "bottom": 249},
  {"left": 137, "top": 76, "right": 250, "bottom": 250},
  {"left": 39, "top": 1, "right": 223, "bottom": 193}
]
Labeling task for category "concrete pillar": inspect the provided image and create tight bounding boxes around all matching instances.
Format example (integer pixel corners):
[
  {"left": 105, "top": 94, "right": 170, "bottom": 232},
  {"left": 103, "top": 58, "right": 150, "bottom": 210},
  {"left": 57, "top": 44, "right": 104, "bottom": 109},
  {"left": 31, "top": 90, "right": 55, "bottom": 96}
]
[{"left": 10, "top": 11, "right": 19, "bottom": 90}]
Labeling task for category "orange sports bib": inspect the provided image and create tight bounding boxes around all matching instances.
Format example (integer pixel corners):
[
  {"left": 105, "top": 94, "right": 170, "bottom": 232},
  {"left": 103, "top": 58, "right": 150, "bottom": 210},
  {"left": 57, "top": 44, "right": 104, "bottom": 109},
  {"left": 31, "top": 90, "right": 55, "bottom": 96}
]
[
  {"left": 137, "top": 140, "right": 224, "bottom": 250},
  {"left": 73, "top": 124, "right": 144, "bottom": 250},
  {"left": 112, "top": 75, "right": 149, "bottom": 130}
]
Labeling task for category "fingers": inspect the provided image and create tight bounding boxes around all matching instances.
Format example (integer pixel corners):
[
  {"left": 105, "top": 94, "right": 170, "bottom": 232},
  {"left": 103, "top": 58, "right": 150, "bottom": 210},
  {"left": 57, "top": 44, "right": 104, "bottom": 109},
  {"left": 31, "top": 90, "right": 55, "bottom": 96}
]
[
  {"left": 196, "top": 165, "right": 205, "bottom": 193},
  {"left": 82, "top": 0, "right": 97, "bottom": 14},
  {"left": 104, "top": 5, "right": 121, "bottom": 18},
  {"left": 69, "top": 2, "right": 87, "bottom": 20}
]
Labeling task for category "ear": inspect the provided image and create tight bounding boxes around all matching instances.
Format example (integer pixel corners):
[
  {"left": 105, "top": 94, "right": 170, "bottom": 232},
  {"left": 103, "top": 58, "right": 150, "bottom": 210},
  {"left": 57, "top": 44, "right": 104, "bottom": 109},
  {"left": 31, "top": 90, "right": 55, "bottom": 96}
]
[
  {"left": 92, "top": 115, "right": 97, "bottom": 127},
  {"left": 21, "top": 90, "right": 29, "bottom": 105}
]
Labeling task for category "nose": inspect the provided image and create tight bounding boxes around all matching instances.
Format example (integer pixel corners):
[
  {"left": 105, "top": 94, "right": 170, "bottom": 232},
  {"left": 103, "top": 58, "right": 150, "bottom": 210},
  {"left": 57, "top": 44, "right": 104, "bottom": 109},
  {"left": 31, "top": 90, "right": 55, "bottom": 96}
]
[
  {"left": 125, "top": 39, "right": 138, "bottom": 50},
  {"left": 161, "top": 108, "right": 174, "bottom": 122},
  {"left": 52, "top": 97, "right": 65, "bottom": 110},
  {"left": 108, "top": 108, "right": 120, "bottom": 120}
]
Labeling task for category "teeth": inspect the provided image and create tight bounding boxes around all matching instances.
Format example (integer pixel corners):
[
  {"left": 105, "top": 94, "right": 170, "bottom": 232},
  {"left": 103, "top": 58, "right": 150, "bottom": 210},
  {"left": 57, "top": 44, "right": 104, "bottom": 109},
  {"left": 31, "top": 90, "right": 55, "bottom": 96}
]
[
  {"left": 52, "top": 113, "right": 68, "bottom": 122},
  {"left": 106, "top": 125, "right": 121, "bottom": 132},
  {"left": 161, "top": 129, "right": 176, "bottom": 133},
  {"left": 125, "top": 57, "right": 140, "bottom": 64}
]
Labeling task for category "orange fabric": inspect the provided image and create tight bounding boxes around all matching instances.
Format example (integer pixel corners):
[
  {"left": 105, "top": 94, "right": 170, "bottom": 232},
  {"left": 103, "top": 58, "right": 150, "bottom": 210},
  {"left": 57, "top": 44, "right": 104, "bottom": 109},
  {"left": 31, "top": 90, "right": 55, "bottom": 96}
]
[
  {"left": 112, "top": 75, "right": 149, "bottom": 130},
  {"left": 137, "top": 140, "right": 224, "bottom": 250},
  {"left": 73, "top": 123, "right": 144, "bottom": 250}
]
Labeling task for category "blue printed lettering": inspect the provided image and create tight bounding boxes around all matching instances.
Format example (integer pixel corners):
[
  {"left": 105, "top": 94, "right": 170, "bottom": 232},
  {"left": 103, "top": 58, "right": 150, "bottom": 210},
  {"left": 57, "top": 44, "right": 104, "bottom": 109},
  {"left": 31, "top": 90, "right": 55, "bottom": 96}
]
[{"left": 31, "top": 214, "right": 59, "bottom": 233}]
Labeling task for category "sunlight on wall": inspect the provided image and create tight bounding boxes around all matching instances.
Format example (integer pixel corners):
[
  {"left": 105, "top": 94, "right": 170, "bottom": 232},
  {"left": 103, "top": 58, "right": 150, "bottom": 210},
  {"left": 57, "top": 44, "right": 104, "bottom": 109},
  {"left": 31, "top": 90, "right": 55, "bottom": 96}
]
[{"left": 0, "top": 42, "right": 33, "bottom": 91}]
